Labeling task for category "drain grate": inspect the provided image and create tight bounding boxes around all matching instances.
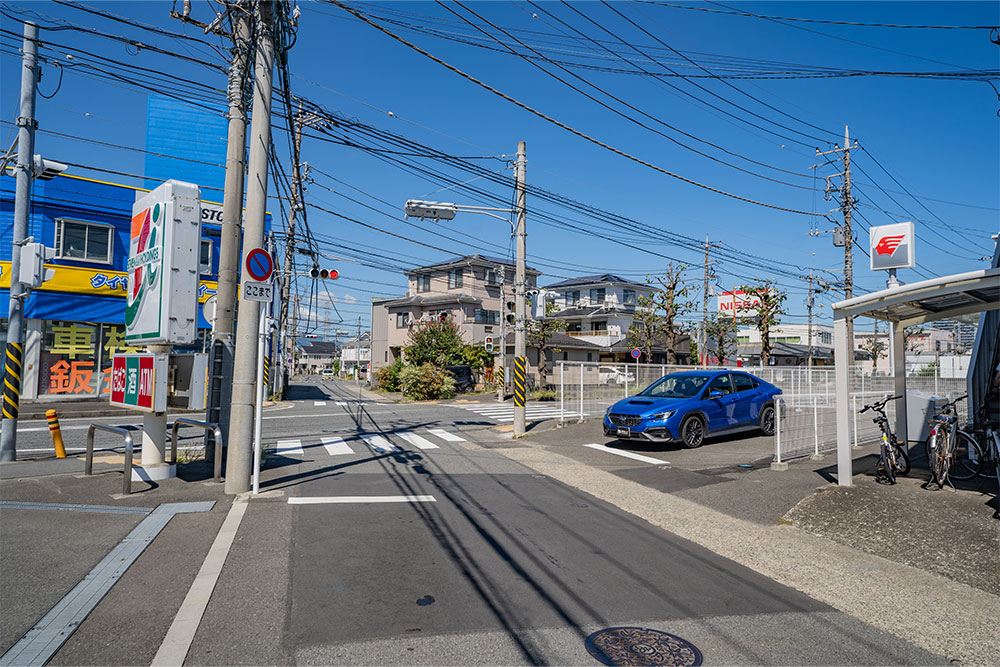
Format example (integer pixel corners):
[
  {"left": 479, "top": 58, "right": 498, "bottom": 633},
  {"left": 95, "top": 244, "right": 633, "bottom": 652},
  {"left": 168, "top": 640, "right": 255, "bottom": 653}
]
[
  {"left": 585, "top": 627, "right": 702, "bottom": 666},
  {"left": 0, "top": 501, "right": 151, "bottom": 515}
]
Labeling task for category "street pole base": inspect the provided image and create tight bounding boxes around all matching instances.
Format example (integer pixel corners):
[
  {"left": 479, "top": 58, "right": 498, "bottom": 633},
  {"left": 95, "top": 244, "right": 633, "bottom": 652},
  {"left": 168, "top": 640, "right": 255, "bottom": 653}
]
[
  {"left": 131, "top": 463, "right": 177, "bottom": 483},
  {"left": 770, "top": 461, "right": 789, "bottom": 471},
  {"left": 809, "top": 454, "right": 825, "bottom": 461}
]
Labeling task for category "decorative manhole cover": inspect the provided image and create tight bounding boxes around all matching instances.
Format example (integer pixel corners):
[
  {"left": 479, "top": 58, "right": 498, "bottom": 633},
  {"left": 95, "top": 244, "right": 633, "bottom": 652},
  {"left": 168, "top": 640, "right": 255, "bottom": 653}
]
[{"left": 585, "top": 627, "right": 702, "bottom": 666}]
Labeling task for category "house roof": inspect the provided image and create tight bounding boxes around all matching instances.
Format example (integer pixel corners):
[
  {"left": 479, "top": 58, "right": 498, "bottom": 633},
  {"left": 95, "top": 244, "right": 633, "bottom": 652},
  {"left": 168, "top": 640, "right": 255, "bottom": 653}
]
[
  {"left": 545, "top": 332, "right": 603, "bottom": 349},
  {"left": 376, "top": 294, "right": 483, "bottom": 308},
  {"left": 544, "top": 273, "right": 648, "bottom": 290},
  {"left": 301, "top": 341, "right": 339, "bottom": 355},
  {"left": 737, "top": 341, "right": 835, "bottom": 359},
  {"left": 405, "top": 254, "right": 541, "bottom": 277},
  {"left": 609, "top": 333, "right": 691, "bottom": 351}
]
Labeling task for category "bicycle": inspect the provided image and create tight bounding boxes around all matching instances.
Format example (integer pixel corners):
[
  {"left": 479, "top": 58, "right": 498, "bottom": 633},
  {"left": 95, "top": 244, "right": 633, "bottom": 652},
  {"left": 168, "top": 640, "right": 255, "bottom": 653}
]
[
  {"left": 924, "top": 394, "right": 980, "bottom": 488},
  {"left": 859, "top": 395, "right": 910, "bottom": 484}
]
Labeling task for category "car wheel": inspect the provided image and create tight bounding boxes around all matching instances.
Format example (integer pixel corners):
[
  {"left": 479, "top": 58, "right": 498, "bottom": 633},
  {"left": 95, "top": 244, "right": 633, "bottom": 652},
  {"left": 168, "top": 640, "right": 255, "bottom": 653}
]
[
  {"left": 759, "top": 403, "right": 776, "bottom": 436},
  {"left": 680, "top": 415, "right": 705, "bottom": 449}
]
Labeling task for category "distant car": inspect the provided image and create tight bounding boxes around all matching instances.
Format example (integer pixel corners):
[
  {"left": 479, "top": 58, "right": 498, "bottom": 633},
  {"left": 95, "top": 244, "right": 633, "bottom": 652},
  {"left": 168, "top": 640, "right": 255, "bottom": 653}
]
[
  {"left": 603, "top": 370, "right": 781, "bottom": 448},
  {"left": 444, "top": 365, "right": 475, "bottom": 393},
  {"left": 599, "top": 366, "right": 635, "bottom": 385},
  {"left": 319, "top": 369, "right": 336, "bottom": 378}
]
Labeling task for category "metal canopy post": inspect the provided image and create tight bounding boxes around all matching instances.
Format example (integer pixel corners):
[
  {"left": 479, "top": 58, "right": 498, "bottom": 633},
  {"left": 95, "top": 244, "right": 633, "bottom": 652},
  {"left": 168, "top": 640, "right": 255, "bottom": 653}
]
[
  {"left": 833, "top": 316, "right": 852, "bottom": 486},
  {"left": 889, "top": 320, "right": 908, "bottom": 446}
]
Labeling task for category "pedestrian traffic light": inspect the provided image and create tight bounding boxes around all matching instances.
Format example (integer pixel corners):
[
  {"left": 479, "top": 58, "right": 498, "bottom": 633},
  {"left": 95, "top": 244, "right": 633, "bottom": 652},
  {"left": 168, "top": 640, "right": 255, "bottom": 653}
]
[
  {"left": 309, "top": 267, "right": 339, "bottom": 279},
  {"left": 484, "top": 336, "right": 494, "bottom": 353}
]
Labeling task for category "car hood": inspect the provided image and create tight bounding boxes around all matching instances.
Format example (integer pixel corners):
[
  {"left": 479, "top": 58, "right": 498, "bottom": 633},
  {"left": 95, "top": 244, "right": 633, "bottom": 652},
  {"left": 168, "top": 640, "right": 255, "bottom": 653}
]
[{"left": 608, "top": 396, "right": 689, "bottom": 416}]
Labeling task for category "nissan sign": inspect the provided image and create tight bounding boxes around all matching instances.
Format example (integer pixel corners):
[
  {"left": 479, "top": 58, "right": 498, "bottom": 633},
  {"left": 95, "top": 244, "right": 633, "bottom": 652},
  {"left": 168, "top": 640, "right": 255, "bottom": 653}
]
[{"left": 869, "top": 222, "right": 915, "bottom": 271}]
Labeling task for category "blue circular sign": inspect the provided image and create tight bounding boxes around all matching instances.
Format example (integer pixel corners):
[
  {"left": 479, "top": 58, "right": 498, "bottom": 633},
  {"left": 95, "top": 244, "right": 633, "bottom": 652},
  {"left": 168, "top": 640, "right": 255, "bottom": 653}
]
[
  {"left": 245, "top": 248, "right": 273, "bottom": 282},
  {"left": 631, "top": 348, "right": 641, "bottom": 359}
]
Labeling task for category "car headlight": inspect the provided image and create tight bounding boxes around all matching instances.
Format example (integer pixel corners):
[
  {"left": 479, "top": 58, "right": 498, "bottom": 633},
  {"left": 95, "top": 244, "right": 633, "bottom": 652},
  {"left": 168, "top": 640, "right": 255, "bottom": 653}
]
[
  {"left": 649, "top": 411, "right": 674, "bottom": 421},
  {"left": 605, "top": 406, "right": 612, "bottom": 416}
]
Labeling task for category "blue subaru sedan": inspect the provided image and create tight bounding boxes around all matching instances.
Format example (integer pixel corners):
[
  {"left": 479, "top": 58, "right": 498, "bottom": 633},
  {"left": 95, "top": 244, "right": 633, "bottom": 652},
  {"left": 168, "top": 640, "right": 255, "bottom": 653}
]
[{"left": 602, "top": 370, "right": 781, "bottom": 448}]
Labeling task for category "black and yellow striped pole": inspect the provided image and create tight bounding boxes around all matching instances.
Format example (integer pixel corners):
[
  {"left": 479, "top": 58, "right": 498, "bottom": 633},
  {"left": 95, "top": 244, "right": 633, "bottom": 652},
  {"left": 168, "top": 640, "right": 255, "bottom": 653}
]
[
  {"left": 513, "top": 356, "right": 527, "bottom": 409},
  {"left": 3, "top": 343, "right": 22, "bottom": 422},
  {"left": 263, "top": 354, "right": 270, "bottom": 393}
]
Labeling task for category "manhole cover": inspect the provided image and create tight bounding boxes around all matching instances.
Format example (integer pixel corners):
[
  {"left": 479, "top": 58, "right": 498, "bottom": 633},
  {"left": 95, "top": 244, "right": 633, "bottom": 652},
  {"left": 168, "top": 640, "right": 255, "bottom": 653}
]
[{"left": 585, "top": 627, "right": 702, "bottom": 666}]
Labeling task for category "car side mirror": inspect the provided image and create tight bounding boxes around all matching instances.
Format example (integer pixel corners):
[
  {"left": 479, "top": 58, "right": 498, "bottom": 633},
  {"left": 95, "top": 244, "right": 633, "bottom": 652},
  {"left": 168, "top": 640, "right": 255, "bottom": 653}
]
[{"left": 709, "top": 389, "right": 724, "bottom": 399}]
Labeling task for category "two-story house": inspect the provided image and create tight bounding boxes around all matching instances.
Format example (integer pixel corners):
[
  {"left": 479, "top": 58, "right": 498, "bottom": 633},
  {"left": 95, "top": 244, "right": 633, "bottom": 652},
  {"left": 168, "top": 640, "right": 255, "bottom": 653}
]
[
  {"left": 339, "top": 332, "right": 372, "bottom": 379},
  {"left": 370, "top": 255, "right": 540, "bottom": 377}
]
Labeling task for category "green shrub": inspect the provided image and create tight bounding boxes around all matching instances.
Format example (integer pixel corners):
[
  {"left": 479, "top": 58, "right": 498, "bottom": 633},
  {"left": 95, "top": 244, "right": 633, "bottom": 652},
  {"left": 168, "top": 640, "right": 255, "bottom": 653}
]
[
  {"left": 374, "top": 359, "right": 405, "bottom": 392},
  {"left": 400, "top": 363, "right": 457, "bottom": 400}
]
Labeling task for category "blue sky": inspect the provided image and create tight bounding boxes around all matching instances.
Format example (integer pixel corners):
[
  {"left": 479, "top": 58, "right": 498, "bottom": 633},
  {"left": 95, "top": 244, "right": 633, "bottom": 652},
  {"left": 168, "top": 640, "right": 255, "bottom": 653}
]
[{"left": 2, "top": 1, "right": 997, "bottom": 338}]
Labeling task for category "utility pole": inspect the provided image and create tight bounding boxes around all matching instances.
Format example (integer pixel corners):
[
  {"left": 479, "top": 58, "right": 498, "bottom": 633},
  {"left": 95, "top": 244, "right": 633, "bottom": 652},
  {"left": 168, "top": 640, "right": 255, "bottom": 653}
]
[
  {"left": 513, "top": 141, "right": 527, "bottom": 438},
  {"left": 699, "top": 235, "right": 719, "bottom": 369},
  {"left": 1, "top": 22, "right": 39, "bottom": 462},
  {"left": 355, "top": 316, "right": 361, "bottom": 387},
  {"left": 816, "top": 125, "right": 858, "bottom": 360},
  {"left": 226, "top": 0, "right": 275, "bottom": 495},
  {"left": 497, "top": 263, "right": 506, "bottom": 403},
  {"left": 805, "top": 269, "right": 815, "bottom": 368},
  {"left": 209, "top": 0, "right": 251, "bottom": 459}
]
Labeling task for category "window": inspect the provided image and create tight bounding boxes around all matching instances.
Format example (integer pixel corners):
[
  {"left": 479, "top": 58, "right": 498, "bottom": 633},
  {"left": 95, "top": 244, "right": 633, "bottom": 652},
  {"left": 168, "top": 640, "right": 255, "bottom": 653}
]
[
  {"left": 591, "top": 321, "right": 607, "bottom": 332},
  {"left": 705, "top": 374, "right": 735, "bottom": 397},
  {"left": 200, "top": 239, "right": 213, "bottom": 274},
  {"left": 590, "top": 288, "right": 606, "bottom": 303},
  {"left": 396, "top": 312, "right": 411, "bottom": 328},
  {"left": 623, "top": 289, "right": 636, "bottom": 305},
  {"left": 416, "top": 275, "right": 430, "bottom": 292},
  {"left": 732, "top": 374, "right": 756, "bottom": 393},
  {"left": 568, "top": 290, "right": 580, "bottom": 306},
  {"left": 485, "top": 269, "right": 500, "bottom": 286},
  {"left": 55, "top": 218, "right": 113, "bottom": 264},
  {"left": 474, "top": 309, "right": 500, "bottom": 325},
  {"left": 820, "top": 332, "right": 832, "bottom": 345},
  {"left": 736, "top": 336, "right": 751, "bottom": 344},
  {"left": 586, "top": 352, "right": 593, "bottom": 362},
  {"left": 448, "top": 269, "right": 463, "bottom": 289}
]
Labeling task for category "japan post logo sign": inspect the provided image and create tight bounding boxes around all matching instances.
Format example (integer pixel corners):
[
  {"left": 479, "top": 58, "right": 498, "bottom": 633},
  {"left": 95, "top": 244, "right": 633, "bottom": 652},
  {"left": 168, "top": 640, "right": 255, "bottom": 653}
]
[{"left": 870, "top": 222, "right": 915, "bottom": 271}]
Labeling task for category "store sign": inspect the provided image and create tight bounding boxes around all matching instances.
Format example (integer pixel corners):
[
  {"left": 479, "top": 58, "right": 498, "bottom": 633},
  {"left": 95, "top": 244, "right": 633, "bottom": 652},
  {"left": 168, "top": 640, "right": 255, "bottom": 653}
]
[
  {"left": 0, "top": 261, "right": 218, "bottom": 303},
  {"left": 126, "top": 180, "right": 201, "bottom": 344},
  {"left": 869, "top": 222, "right": 915, "bottom": 271},
  {"left": 109, "top": 353, "right": 168, "bottom": 412},
  {"left": 717, "top": 290, "right": 763, "bottom": 318}
]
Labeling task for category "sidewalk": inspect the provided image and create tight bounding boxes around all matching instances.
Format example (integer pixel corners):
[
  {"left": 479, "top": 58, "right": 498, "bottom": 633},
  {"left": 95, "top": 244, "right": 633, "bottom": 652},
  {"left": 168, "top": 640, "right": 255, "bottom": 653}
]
[{"left": 11, "top": 397, "right": 206, "bottom": 421}]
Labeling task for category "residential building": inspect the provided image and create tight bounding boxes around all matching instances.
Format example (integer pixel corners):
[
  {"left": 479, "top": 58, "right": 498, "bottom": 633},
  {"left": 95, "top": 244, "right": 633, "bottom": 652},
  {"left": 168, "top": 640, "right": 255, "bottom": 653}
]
[
  {"left": 736, "top": 341, "right": 835, "bottom": 367},
  {"left": 297, "top": 340, "right": 339, "bottom": 374},
  {"left": 339, "top": 332, "right": 371, "bottom": 379},
  {"left": 370, "top": 254, "right": 540, "bottom": 376},
  {"left": 736, "top": 323, "right": 834, "bottom": 349}
]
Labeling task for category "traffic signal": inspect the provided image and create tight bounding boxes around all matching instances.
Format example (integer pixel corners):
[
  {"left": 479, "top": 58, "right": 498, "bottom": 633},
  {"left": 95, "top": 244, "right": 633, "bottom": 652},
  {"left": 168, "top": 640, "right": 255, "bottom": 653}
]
[
  {"left": 484, "top": 336, "right": 494, "bottom": 353},
  {"left": 309, "top": 267, "right": 339, "bottom": 279},
  {"left": 505, "top": 301, "right": 515, "bottom": 325}
]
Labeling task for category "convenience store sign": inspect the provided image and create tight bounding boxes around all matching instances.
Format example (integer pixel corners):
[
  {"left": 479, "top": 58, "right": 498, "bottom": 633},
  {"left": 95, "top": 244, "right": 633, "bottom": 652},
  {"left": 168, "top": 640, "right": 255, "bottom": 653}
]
[{"left": 109, "top": 354, "right": 167, "bottom": 412}]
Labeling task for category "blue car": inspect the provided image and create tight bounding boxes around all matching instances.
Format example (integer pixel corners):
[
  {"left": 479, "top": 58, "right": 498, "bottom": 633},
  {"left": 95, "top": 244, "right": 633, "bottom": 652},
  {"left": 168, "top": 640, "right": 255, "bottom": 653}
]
[{"left": 602, "top": 370, "right": 781, "bottom": 448}]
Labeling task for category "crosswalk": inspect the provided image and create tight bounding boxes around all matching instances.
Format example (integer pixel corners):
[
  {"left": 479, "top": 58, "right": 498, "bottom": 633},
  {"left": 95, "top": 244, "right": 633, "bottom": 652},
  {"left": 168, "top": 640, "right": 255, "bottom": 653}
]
[
  {"left": 265, "top": 427, "right": 466, "bottom": 459},
  {"left": 455, "top": 402, "right": 588, "bottom": 423}
]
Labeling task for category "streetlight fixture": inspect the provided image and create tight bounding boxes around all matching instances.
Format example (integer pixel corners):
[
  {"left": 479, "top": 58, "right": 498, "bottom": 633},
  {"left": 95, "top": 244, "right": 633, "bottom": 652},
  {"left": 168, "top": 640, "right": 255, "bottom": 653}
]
[{"left": 402, "top": 141, "right": 528, "bottom": 436}]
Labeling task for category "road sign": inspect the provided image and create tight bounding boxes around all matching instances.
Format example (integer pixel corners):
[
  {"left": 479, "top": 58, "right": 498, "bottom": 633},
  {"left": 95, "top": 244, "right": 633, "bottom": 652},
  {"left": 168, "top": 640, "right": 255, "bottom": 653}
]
[
  {"left": 245, "top": 248, "right": 274, "bottom": 282},
  {"left": 109, "top": 353, "right": 168, "bottom": 412},
  {"left": 631, "top": 348, "right": 641, "bottom": 359},
  {"left": 243, "top": 281, "right": 273, "bottom": 302}
]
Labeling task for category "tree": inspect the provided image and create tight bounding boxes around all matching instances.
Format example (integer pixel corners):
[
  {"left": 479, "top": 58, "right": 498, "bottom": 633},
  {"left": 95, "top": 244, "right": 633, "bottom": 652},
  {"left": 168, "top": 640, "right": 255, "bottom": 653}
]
[
  {"left": 705, "top": 313, "right": 738, "bottom": 365},
  {"left": 626, "top": 263, "right": 693, "bottom": 364},
  {"left": 859, "top": 335, "right": 886, "bottom": 368},
  {"left": 404, "top": 317, "right": 465, "bottom": 367},
  {"left": 461, "top": 344, "right": 493, "bottom": 372},
  {"left": 739, "top": 279, "right": 786, "bottom": 367},
  {"left": 527, "top": 300, "right": 566, "bottom": 389}
]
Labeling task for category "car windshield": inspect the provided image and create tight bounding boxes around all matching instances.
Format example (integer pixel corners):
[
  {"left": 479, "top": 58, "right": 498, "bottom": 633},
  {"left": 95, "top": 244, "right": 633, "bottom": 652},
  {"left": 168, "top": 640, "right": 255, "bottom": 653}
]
[{"left": 639, "top": 374, "right": 709, "bottom": 399}]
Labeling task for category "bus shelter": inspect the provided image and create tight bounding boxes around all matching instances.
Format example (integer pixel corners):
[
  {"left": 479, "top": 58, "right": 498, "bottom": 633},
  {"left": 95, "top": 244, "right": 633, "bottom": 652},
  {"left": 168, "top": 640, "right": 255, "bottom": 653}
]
[{"left": 832, "top": 267, "right": 1000, "bottom": 486}]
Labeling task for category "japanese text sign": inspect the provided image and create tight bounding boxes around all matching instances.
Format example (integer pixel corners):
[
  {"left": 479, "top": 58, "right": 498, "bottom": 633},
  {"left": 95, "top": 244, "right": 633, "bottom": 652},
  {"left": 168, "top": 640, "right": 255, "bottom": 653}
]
[{"left": 109, "top": 353, "right": 168, "bottom": 412}]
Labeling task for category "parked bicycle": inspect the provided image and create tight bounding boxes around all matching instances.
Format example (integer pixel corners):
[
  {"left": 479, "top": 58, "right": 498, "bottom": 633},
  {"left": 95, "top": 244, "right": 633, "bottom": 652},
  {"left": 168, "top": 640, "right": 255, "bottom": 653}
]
[
  {"left": 968, "top": 398, "right": 1000, "bottom": 484},
  {"left": 924, "top": 394, "right": 979, "bottom": 488},
  {"left": 860, "top": 395, "right": 910, "bottom": 484}
]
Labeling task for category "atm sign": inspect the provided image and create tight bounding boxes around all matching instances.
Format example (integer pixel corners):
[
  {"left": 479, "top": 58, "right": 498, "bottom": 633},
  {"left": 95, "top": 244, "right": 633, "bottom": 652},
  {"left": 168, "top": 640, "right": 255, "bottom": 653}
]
[{"left": 110, "top": 354, "right": 156, "bottom": 411}]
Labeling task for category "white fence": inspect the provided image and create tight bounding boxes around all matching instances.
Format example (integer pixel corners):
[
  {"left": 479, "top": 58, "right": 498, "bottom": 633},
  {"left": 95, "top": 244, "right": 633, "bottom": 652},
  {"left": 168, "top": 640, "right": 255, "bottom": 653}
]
[{"left": 554, "top": 361, "right": 966, "bottom": 463}]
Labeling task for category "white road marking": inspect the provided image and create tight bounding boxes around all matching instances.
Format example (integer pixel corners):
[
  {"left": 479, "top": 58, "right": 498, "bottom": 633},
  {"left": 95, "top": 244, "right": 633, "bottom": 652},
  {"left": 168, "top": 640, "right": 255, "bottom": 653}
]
[
  {"left": 583, "top": 443, "right": 670, "bottom": 465},
  {"left": 336, "top": 401, "right": 348, "bottom": 406},
  {"left": 321, "top": 437, "right": 353, "bottom": 456},
  {"left": 428, "top": 428, "right": 465, "bottom": 442},
  {"left": 397, "top": 431, "right": 440, "bottom": 450},
  {"left": 275, "top": 439, "right": 303, "bottom": 455},
  {"left": 360, "top": 433, "right": 399, "bottom": 453},
  {"left": 313, "top": 401, "right": 327, "bottom": 406},
  {"left": 288, "top": 495, "right": 436, "bottom": 505},
  {"left": 152, "top": 500, "right": 248, "bottom": 666}
]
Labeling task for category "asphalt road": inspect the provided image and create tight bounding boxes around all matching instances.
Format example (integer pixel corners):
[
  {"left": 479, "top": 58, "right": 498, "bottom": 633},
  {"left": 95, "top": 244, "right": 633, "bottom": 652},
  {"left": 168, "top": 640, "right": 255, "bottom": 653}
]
[{"left": 3, "top": 378, "right": 948, "bottom": 665}]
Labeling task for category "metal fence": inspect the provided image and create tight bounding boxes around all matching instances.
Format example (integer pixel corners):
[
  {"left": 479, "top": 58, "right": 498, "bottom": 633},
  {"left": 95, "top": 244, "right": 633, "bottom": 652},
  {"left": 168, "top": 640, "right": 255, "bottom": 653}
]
[{"left": 554, "top": 361, "right": 967, "bottom": 463}]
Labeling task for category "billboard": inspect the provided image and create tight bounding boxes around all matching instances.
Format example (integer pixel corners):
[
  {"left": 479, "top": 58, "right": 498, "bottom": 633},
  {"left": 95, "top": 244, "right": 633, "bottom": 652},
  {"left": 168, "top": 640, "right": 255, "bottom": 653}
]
[
  {"left": 717, "top": 290, "right": 762, "bottom": 318},
  {"left": 126, "top": 180, "right": 202, "bottom": 344},
  {"left": 109, "top": 353, "right": 168, "bottom": 412},
  {"left": 869, "top": 222, "right": 915, "bottom": 271}
]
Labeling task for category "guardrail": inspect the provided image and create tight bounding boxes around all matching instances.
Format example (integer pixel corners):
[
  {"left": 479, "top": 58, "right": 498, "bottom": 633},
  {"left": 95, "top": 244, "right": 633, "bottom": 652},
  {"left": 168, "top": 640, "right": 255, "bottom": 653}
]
[
  {"left": 170, "top": 418, "right": 224, "bottom": 482},
  {"left": 85, "top": 424, "right": 137, "bottom": 496}
]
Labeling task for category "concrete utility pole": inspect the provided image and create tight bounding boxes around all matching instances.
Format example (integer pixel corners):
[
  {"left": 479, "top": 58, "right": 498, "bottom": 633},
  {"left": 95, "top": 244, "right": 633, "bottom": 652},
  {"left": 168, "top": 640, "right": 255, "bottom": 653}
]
[
  {"left": 210, "top": 0, "right": 251, "bottom": 456},
  {"left": 1, "top": 21, "right": 39, "bottom": 462},
  {"left": 805, "top": 269, "right": 815, "bottom": 368},
  {"left": 226, "top": 0, "right": 275, "bottom": 495},
  {"left": 513, "top": 141, "right": 527, "bottom": 438},
  {"left": 817, "top": 125, "right": 858, "bottom": 360},
  {"left": 699, "top": 235, "right": 719, "bottom": 369},
  {"left": 497, "top": 263, "right": 506, "bottom": 403}
]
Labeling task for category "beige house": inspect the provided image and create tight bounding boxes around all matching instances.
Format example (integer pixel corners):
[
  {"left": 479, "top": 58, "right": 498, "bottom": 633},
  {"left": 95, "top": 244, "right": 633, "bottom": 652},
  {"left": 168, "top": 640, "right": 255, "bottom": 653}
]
[{"left": 370, "top": 254, "right": 540, "bottom": 377}]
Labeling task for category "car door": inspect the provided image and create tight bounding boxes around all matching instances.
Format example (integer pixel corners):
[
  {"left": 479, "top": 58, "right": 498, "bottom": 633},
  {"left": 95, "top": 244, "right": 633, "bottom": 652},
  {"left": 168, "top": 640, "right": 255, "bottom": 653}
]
[
  {"left": 731, "top": 373, "right": 758, "bottom": 425},
  {"left": 700, "top": 374, "right": 737, "bottom": 431}
]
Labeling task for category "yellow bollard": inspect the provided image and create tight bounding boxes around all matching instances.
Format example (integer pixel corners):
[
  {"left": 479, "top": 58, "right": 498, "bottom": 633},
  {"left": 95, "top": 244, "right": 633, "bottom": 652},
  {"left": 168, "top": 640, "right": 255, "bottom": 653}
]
[{"left": 46, "top": 409, "right": 67, "bottom": 458}]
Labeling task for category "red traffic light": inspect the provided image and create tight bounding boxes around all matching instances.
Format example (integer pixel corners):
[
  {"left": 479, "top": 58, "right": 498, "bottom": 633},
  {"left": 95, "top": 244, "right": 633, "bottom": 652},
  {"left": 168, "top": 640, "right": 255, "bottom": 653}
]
[
  {"left": 309, "top": 267, "right": 339, "bottom": 279},
  {"left": 329, "top": 269, "right": 339, "bottom": 279}
]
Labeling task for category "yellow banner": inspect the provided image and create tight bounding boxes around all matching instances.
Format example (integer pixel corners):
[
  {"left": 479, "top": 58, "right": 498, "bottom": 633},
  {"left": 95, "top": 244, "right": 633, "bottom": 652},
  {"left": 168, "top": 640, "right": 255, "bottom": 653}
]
[{"left": 0, "top": 262, "right": 218, "bottom": 304}]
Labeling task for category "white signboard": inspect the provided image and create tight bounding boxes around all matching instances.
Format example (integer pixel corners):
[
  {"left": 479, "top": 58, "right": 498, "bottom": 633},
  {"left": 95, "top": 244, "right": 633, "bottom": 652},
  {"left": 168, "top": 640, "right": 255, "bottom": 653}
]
[
  {"left": 243, "top": 281, "right": 274, "bottom": 302},
  {"left": 716, "top": 290, "right": 762, "bottom": 318},
  {"left": 126, "top": 180, "right": 202, "bottom": 344},
  {"left": 870, "top": 222, "right": 916, "bottom": 271}
]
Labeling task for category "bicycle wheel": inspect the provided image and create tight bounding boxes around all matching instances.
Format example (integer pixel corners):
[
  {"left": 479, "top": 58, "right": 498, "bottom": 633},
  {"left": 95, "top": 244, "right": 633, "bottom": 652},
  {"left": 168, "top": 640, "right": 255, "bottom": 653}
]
[
  {"left": 949, "top": 430, "right": 982, "bottom": 481},
  {"left": 890, "top": 442, "right": 910, "bottom": 476},
  {"left": 929, "top": 429, "right": 949, "bottom": 487}
]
